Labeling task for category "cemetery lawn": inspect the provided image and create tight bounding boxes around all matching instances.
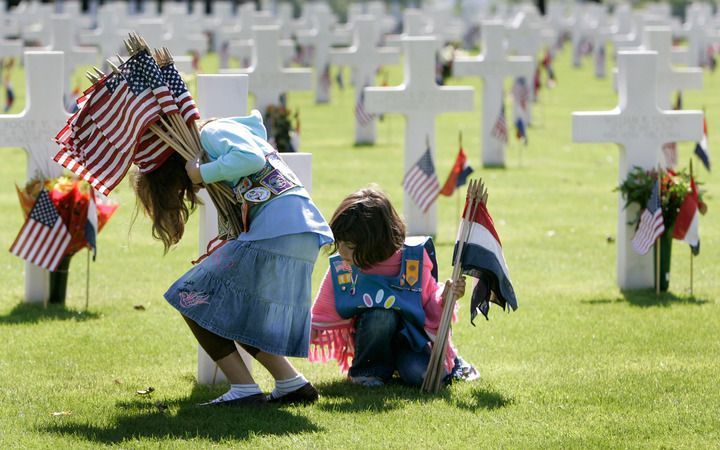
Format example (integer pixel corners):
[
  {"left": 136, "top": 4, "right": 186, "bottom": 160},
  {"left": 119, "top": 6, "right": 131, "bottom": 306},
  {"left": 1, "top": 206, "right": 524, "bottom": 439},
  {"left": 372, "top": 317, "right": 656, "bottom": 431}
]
[{"left": 1, "top": 48, "right": 719, "bottom": 449}]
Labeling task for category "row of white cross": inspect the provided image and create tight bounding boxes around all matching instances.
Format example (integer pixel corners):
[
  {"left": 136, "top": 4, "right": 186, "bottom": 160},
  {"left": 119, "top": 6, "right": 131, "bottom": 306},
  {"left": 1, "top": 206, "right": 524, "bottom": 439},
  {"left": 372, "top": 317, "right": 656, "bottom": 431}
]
[{"left": 0, "top": 6, "right": 712, "bottom": 378}]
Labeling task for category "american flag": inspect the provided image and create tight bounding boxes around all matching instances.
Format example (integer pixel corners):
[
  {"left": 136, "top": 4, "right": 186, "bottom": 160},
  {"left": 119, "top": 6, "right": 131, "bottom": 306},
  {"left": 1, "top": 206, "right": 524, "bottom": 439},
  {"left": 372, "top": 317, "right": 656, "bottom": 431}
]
[
  {"left": 10, "top": 190, "right": 71, "bottom": 271},
  {"left": 631, "top": 179, "right": 665, "bottom": 255},
  {"left": 491, "top": 101, "right": 508, "bottom": 144},
  {"left": 55, "top": 50, "right": 174, "bottom": 193},
  {"left": 355, "top": 85, "right": 375, "bottom": 126},
  {"left": 404, "top": 146, "right": 440, "bottom": 213},
  {"left": 160, "top": 62, "right": 200, "bottom": 125},
  {"left": 511, "top": 77, "right": 529, "bottom": 112}
]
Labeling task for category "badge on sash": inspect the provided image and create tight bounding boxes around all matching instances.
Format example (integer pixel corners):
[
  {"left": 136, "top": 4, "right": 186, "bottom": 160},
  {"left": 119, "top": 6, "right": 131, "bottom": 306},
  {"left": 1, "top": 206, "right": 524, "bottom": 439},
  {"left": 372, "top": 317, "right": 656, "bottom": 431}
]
[
  {"left": 333, "top": 260, "right": 352, "bottom": 272},
  {"left": 405, "top": 260, "right": 419, "bottom": 286},
  {"left": 337, "top": 273, "right": 352, "bottom": 285}
]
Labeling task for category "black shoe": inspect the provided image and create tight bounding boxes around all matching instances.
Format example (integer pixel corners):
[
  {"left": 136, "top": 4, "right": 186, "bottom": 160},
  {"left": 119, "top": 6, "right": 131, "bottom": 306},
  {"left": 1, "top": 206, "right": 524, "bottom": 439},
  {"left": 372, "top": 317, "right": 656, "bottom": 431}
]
[
  {"left": 266, "top": 382, "right": 319, "bottom": 405},
  {"left": 198, "top": 392, "right": 267, "bottom": 407}
]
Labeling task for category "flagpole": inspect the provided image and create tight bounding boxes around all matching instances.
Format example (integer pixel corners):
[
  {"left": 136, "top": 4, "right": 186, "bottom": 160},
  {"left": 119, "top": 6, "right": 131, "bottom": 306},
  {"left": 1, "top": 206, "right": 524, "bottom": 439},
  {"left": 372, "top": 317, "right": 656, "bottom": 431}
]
[
  {"left": 689, "top": 158, "right": 694, "bottom": 297},
  {"left": 655, "top": 236, "right": 660, "bottom": 296},
  {"left": 85, "top": 248, "right": 90, "bottom": 311}
]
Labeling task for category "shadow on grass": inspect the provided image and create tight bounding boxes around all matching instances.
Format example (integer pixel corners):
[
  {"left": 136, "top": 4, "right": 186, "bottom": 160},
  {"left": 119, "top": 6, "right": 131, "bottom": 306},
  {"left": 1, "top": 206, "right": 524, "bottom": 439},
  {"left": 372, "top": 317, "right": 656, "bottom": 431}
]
[
  {"left": 581, "top": 291, "right": 709, "bottom": 308},
  {"left": 453, "top": 387, "right": 514, "bottom": 411},
  {"left": 37, "top": 384, "right": 323, "bottom": 444},
  {"left": 0, "top": 302, "right": 100, "bottom": 325},
  {"left": 315, "top": 379, "right": 512, "bottom": 413}
]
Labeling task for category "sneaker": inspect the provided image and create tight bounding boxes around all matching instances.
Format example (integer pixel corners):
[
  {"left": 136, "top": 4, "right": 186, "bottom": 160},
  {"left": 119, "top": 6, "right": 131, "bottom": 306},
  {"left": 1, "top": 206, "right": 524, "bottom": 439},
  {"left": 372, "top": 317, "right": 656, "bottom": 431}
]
[
  {"left": 197, "top": 392, "right": 267, "bottom": 407},
  {"left": 447, "top": 357, "right": 480, "bottom": 383},
  {"left": 266, "top": 382, "right": 319, "bottom": 405},
  {"left": 349, "top": 376, "right": 385, "bottom": 387}
]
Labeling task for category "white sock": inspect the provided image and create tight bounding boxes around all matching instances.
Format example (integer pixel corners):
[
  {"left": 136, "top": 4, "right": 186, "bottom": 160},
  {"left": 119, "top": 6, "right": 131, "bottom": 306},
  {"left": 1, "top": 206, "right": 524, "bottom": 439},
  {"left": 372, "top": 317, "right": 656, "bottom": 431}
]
[
  {"left": 270, "top": 374, "right": 308, "bottom": 399},
  {"left": 210, "top": 383, "right": 262, "bottom": 403}
]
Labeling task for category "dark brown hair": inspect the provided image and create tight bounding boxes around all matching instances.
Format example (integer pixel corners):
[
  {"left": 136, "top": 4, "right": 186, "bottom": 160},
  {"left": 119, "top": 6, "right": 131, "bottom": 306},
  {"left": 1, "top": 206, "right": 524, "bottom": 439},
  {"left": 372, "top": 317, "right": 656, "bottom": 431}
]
[
  {"left": 131, "top": 153, "right": 199, "bottom": 253},
  {"left": 330, "top": 187, "right": 406, "bottom": 269}
]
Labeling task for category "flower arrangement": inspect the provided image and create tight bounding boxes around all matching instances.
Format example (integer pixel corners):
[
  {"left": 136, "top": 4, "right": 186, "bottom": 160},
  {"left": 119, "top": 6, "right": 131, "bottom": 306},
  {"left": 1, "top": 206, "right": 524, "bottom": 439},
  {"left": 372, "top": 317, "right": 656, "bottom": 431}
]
[
  {"left": 16, "top": 176, "right": 118, "bottom": 257},
  {"left": 617, "top": 166, "right": 707, "bottom": 230}
]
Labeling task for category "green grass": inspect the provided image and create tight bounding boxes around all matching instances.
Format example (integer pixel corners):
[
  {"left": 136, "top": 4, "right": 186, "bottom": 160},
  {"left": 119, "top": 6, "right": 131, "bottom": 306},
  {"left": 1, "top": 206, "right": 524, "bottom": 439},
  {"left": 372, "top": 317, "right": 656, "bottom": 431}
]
[{"left": 1, "top": 47, "right": 719, "bottom": 448}]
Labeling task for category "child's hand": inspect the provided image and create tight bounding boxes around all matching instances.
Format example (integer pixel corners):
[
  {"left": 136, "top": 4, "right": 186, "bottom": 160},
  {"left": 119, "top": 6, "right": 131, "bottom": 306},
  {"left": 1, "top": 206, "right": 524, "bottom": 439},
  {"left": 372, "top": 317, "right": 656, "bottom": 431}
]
[
  {"left": 185, "top": 159, "right": 203, "bottom": 185},
  {"left": 440, "top": 276, "right": 466, "bottom": 306}
]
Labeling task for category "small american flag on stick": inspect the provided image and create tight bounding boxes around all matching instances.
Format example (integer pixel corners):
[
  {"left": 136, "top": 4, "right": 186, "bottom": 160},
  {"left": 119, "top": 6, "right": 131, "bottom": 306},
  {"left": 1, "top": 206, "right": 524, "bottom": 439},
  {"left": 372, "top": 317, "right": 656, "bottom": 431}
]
[
  {"left": 631, "top": 179, "right": 665, "bottom": 255},
  {"left": 403, "top": 144, "right": 440, "bottom": 213},
  {"left": 10, "top": 190, "right": 71, "bottom": 271}
]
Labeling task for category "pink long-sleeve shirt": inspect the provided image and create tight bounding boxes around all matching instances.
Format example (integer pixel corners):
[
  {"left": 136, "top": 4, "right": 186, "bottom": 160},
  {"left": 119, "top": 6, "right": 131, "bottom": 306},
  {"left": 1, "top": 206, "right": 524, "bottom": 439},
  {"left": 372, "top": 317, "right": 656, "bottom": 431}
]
[{"left": 309, "top": 249, "right": 457, "bottom": 373}]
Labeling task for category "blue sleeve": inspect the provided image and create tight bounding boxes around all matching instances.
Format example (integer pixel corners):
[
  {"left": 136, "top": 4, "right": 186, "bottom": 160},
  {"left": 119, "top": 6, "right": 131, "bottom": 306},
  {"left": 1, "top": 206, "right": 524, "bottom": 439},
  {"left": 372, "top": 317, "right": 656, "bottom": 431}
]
[{"left": 199, "top": 122, "right": 266, "bottom": 184}]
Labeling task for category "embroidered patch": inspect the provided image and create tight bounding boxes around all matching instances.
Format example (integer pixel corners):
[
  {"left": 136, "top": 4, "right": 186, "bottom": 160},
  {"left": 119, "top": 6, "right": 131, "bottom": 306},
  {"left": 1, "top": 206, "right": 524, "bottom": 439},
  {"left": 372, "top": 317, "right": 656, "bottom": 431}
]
[
  {"left": 178, "top": 291, "right": 210, "bottom": 308},
  {"left": 233, "top": 178, "right": 252, "bottom": 197},
  {"left": 243, "top": 187, "right": 271, "bottom": 203},
  {"left": 405, "top": 260, "right": 419, "bottom": 286},
  {"left": 360, "top": 289, "right": 397, "bottom": 309},
  {"left": 260, "top": 169, "right": 294, "bottom": 195},
  {"left": 333, "top": 260, "right": 352, "bottom": 272},
  {"left": 337, "top": 273, "right": 352, "bottom": 284}
]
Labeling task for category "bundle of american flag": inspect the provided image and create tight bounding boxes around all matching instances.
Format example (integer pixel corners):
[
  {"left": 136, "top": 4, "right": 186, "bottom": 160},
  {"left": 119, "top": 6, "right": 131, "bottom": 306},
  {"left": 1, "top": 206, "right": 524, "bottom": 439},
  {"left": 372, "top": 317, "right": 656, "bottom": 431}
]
[{"left": 53, "top": 34, "right": 243, "bottom": 238}]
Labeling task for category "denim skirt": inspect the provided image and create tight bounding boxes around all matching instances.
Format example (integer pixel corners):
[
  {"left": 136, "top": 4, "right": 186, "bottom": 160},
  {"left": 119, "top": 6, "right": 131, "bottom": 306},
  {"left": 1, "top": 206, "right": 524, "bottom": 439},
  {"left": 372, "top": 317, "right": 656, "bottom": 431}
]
[{"left": 164, "top": 232, "right": 321, "bottom": 357}]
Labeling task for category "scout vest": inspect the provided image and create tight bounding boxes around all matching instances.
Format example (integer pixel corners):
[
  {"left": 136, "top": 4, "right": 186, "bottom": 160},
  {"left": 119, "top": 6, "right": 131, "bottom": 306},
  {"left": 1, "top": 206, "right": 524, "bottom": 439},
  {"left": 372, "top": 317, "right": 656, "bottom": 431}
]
[
  {"left": 231, "top": 151, "right": 302, "bottom": 231},
  {"left": 329, "top": 237, "right": 439, "bottom": 352}
]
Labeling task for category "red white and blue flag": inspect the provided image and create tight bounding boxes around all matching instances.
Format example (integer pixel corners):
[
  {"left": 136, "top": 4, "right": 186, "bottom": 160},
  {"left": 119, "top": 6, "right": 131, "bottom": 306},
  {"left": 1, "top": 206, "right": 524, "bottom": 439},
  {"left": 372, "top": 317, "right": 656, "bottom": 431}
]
[
  {"left": 404, "top": 146, "right": 440, "bottom": 213},
  {"left": 10, "top": 190, "right": 71, "bottom": 271},
  {"left": 491, "top": 101, "right": 508, "bottom": 144},
  {"left": 440, "top": 145, "right": 473, "bottom": 196},
  {"left": 355, "top": 84, "right": 375, "bottom": 126},
  {"left": 456, "top": 200, "right": 518, "bottom": 324},
  {"left": 631, "top": 179, "right": 665, "bottom": 255},
  {"left": 672, "top": 176, "right": 700, "bottom": 255},
  {"left": 694, "top": 115, "right": 711, "bottom": 171}
]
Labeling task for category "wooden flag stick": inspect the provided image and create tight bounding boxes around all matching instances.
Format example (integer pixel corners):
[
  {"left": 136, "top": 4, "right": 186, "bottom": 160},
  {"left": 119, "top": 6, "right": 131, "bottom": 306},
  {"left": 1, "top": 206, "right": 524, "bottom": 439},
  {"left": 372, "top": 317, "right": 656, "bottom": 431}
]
[
  {"left": 689, "top": 158, "right": 694, "bottom": 296},
  {"left": 85, "top": 248, "right": 90, "bottom": 311}
]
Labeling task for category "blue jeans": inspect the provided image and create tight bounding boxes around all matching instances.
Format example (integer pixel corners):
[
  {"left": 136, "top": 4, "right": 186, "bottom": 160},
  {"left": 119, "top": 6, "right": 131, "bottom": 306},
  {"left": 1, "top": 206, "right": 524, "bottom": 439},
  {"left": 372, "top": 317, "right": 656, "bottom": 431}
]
[{"left": 349, "top": 309, "right": 431, "bottom": 386}]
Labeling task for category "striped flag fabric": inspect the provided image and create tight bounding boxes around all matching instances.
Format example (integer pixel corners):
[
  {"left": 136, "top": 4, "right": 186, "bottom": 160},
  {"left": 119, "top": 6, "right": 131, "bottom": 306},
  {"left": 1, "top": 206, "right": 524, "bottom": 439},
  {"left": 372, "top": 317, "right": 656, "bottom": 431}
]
[
  {"left": 631, "top": 179, "right": 665, "bottom": 255},
  {"left": 511, "top": 77, "right": 529, "bottom": 112},
  {"left": 10, "top": 190, "right": 71, "bottom": 271},
  {"left": 695, "top": 115, "right": 711, "bottom": 171},
  {"left": 354, "top": 85, "right": 375, "bottom": 126},
  {"left": 672, "top": 176, "right": 700, "bottom": 255},
  {"left": 404, "top": 146, "right": 441, "bottom": 213},
  {"left": 440, "top": 145, "right": 473, "bottom": 196},
  {"left": 457, "top": 199, "right": 518, "bottom": 324},
  {"left": 160, "top": 62, "right": 200, "bottom": 125},
  {"left": 491, "top": 101, "right": 508, "bottom": 144}
]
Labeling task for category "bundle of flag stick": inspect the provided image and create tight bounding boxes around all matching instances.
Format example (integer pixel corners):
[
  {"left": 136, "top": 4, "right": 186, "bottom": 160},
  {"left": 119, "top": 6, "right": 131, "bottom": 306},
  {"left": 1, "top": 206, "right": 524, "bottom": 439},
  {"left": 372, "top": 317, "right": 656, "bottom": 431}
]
[
  {"left": 54, "top": 33, "right": 244, "bottom": 238},
  {"left": 422, "top": 179, "right": 488, "bottom": 393}
]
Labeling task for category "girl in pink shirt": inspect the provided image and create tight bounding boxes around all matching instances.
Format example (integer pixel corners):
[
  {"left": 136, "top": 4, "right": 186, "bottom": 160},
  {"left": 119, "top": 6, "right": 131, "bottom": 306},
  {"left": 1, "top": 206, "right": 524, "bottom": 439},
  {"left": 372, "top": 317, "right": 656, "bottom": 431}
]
[{"left": 310, "top": 187, "right": 477, "bottom": 387}]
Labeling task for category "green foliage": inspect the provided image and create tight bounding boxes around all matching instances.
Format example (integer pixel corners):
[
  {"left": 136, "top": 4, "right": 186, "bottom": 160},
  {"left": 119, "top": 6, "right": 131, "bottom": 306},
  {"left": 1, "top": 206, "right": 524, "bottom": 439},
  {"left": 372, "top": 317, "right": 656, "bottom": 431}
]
[{"left": 617, "top": 166, "right": 706, "bottom": 228}]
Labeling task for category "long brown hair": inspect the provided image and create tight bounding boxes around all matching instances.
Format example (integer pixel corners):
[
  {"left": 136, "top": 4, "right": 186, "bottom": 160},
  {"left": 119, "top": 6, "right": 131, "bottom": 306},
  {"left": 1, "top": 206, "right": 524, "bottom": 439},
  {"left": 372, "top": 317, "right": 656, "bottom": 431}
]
[
  {"left": 131, "top": 153, "right": 199, "bottom": 253},
  {"left": 330, "top": 187, "right": 406, "bottom": 269}
]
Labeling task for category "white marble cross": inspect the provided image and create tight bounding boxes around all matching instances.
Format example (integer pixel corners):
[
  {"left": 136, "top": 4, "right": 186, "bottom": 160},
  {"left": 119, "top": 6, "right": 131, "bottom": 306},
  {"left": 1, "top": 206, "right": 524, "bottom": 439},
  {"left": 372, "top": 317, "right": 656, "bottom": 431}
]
[
  {"left": 329, "top": 15, "right": 399, "bottom": 144},
  {"left": 222, "top": 25, "right": 312, "bottom": 115},
  {"left": 296, "top": 7, "right": 348, "bottom": 103},
  {"left": 572, "top": 51, "right": 702, "bottom": 290},
  {"left": 364, "top": 37, "right": 474, "bottom": 235},
  {"left": 195, "top": 73, "right": 314, "bottom": 384},
  {"left": 453, "top": 21, "right": 533, "bottom": 167},
  {"left": 385, "top": 9, "right": 438, "bottom": 50},
  {"left": 78, "top": 7, "right": 128, "bottom": 61},
  {"left": 0, "top": 52, "right": 69, "bottom": 304},
  {"left": 641, "top": 27, "right": 703, "bottom": 110},
  {"left": 0, "top": 39, "right": 23, "bottom": 61},
  {"left": 50, "top": 15, "right": 97, "bottom": 95}
]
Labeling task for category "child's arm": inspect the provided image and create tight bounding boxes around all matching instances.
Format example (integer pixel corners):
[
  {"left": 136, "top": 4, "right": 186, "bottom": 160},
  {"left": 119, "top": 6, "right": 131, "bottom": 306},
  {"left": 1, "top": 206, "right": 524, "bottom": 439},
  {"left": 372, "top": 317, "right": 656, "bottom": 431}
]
[{"left": 195, "top": 121, "right": 267, "bottom": 184}]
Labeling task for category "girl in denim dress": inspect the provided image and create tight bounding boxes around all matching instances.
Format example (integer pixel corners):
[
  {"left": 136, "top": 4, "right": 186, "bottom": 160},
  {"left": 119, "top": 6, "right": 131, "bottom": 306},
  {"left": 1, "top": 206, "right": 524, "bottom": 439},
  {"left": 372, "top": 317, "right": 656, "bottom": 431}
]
[{"left": 132, "top": 110, "right": 333, "bottom": 406}]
